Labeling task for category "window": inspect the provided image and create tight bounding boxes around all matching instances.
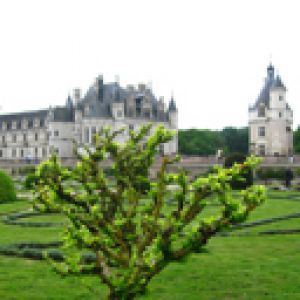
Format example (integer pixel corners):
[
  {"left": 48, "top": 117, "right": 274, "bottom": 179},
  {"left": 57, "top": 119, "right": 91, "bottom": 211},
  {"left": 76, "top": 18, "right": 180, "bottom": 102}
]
[
  {"left": 54, "top": 130, "right": 59, "bottom": 137},
  {"left": 12, "top": 149, "right": 16, "bottom": 158},
  {"left": 28, "top": 119, "right": 33, "bottom": 129},
  {"left": 35, "top": 133, "right": 38, "bottom": 141},
  {"left": 143, "top": 111, "right": 150, "bottom": 118},
  {"left": 117, "top": 110, "right": 123, "bottom": 118},
  {"left": 286, "top": 126, "right": 291, "bottom": 132},
  {"left": 23, "top": 133, "right": 27, "bottom": 142},
  {"left": 42, "top": 147, "right": 47, "bottom": 157},
  {"left": 0, "top": 150, "right": 2, "bottom": 157},
  {"left": 84, "top": 127, "right": 90, "bottom": 143},
  {"left": 258, "top": 126, "right": 265, "bottom": 137},
  {"left": 7, "top": 122, "right": 11, "bottom": 130},
  {"left": 129, "top": 124, "right": 134, "bottom": 131},
  {"left": 20, "top": 149, "right": 24, "bottom": 158},
  {"left": 12, "top": 134, "right": 17, "bottom": 143},
  {"left": 40, "top": 119, "right": 45, "bottom": 127},
  {"left": 258, "top": 144, "right": 265, "bottom": 156},
  {"left": 2, "top": 136, "right": 5, "bottom": 143},
  {"left": 17, "top": 120, "right": 22, "bottom": 129},
  {"left": 35, "top": 147, "right": 38, "bottom": 157},
  {"left": 91, "top": 127, "right": 97, "bottom": 143},
  {"left": 279, "top": 112, "right": 282, "bottom": 118},
  {"left": 279, "top": 95, "right": 283, "bottom": 101}
]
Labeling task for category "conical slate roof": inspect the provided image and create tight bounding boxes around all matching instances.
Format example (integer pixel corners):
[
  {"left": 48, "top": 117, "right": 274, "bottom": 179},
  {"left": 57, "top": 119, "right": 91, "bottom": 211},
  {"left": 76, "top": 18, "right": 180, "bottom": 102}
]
[
  {"left": 251, "top": 64, "right": 286, "bottom": 109},
  {"left": 272, "top": 75, "right": 286, "bottom": 89}
]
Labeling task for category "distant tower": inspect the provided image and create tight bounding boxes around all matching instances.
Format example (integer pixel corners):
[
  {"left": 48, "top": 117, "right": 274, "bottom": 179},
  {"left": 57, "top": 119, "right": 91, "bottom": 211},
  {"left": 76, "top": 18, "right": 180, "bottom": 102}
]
[{"left": 248, "top": 64, "right": 293, "bottom": 156}]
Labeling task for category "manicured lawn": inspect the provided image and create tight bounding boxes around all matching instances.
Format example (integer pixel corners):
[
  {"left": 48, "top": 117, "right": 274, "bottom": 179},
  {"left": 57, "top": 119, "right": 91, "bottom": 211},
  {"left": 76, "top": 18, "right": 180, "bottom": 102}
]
[{"left": 1, "top": 191, "right": 300, "bottom": 299}]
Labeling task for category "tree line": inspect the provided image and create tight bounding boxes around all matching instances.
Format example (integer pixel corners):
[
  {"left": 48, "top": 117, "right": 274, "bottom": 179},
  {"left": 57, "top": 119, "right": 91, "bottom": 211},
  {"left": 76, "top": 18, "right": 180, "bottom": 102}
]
[
  {"left": 178, "top": 127, "right": 248, "bottom": 156},
  {"left": 179, "top": 126, "right": 300, "bottom": 156}
]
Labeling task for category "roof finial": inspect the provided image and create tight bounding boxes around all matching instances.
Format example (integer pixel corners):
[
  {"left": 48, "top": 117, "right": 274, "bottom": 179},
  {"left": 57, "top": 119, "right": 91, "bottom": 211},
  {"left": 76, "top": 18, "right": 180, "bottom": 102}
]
[{"left": 269, "top": 53, "right": 273, "bottom": 65}]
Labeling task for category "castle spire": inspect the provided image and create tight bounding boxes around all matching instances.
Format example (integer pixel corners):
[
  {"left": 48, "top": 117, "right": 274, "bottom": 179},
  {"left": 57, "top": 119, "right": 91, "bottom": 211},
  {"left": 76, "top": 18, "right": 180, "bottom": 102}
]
[
  {"left": 168, "top": 93, "right": 177, "bottom": 111},
  {"left": 267, "top": 63, "right": 275, "bottom": 81}
]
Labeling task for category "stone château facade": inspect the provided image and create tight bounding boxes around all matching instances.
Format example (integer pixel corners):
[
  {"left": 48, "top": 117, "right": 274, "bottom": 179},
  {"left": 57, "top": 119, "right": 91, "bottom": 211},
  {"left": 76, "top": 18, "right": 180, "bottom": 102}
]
[
  {"left": 0, "top": 75, "right": 178, "bottom": 160},
  {"left": 248, "top": 64, "right": 293, "bottom": 156}
]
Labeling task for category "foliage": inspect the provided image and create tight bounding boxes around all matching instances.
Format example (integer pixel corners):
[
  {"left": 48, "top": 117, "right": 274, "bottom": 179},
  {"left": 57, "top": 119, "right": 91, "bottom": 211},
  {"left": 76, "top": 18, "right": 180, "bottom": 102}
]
[
  {"left": 178, "top": 129, "right": 224, "bottom": 155},
  {"left": 33, "top": 124, "right": 265, "bottom": 300},
  {"left": 294, "top": 126, "right": 300, "bottom": 154},
  {"left": 222, "top": 127, "right": 248, "bottom": 155},
  {"left": 0, "top": 170, "right": 17, "bottom": 203},
  {"left": 24, "top": 172, "right": 39, "bottom": 190},
  {"left": 178, "top": 127, "right": 248, "bottom": 156},
  {"left": 18, "top": 166, "right": 36, "bottom": 175},
  {"left": 224, "top": 153, "right": 253, "bottom": 189}
]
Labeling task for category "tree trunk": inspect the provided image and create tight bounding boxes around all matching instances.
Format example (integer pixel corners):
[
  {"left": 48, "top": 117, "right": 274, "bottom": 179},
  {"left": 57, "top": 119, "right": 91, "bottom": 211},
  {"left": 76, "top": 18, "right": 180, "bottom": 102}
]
[{"left": 108, "top": 289, "right": 137, "bottom": 300}]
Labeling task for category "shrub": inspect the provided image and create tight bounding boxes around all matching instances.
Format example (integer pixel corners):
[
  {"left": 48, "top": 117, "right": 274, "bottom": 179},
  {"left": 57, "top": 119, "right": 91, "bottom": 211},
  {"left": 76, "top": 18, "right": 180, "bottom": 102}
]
[
  {"left": 34, "top": 124, "right": 266, "bottom": 300},
  {"left": 0, "top": 170, "right": 17, "bottom": 203}
]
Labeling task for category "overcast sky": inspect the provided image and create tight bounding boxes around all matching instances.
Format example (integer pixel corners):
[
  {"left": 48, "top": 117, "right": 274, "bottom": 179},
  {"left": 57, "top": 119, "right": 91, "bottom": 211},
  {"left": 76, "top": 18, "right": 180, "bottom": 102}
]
[{"left": 0, "top": 0, "right": 300, "bottom": 129}]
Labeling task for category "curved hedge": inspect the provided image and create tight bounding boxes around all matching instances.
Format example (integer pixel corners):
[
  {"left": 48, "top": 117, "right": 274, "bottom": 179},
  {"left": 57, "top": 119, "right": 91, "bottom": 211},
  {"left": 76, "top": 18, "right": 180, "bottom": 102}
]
[{"left": 0, "top": 170, "right": 17, "bottom": 203}]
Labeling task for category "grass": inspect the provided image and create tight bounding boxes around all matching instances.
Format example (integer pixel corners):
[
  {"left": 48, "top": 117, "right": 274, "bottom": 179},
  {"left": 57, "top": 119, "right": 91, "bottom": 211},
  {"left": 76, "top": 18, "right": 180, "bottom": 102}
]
[{"left": 0, "top": 190, "right": 300, "bottom": 299}]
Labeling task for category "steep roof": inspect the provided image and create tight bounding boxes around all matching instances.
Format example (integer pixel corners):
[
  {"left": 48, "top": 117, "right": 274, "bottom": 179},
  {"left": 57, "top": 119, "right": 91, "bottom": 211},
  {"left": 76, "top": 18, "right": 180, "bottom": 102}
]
[
  {"left": 53, "top": 106, "right": 74, "bottom": 122},
  {"left": 0, "top": 109, "right": 48, "bottom": 122},
  {"left": 272, "top": 75, "right": 286, "bottom": 89},
  {"left": 80, "top": 78, "right": 160, "bottom": 118},
  {"left": 168, "top": 97, "right": 177, "bottom": 111},
  {"left": 251, "top": 64, "right": 286, "bottom": 109}
]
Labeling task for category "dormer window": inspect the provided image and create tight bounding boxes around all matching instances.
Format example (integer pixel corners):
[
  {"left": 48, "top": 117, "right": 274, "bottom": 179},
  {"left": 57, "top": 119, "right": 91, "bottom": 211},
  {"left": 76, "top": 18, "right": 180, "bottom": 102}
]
[
  {"left": 28, "top": 119, "right": 33, "bottom": 129},
  {"left": 258, "top": 104, "right": 265, "bottom": 117}
]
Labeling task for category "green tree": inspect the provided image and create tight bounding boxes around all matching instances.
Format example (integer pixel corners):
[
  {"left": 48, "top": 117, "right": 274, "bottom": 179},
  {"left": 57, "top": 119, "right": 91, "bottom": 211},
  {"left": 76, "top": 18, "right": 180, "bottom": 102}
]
[
  {"left": 0, "top": 170, "right": 17, "bottom": 203},
  {"left": 33, "top": 124, "right": 265, "bottom": 300},
  {"left": 221, "top": 127, "right": 248, "bottom": 155},
  {"left": 178, "top": 129, "right": 224, "bottom": 155},
  {"left": 294, "top": 126, "right": 300, "bottom": 154},
  {"left": 178, "top": 127, "right": 248, "bottom": 156}
]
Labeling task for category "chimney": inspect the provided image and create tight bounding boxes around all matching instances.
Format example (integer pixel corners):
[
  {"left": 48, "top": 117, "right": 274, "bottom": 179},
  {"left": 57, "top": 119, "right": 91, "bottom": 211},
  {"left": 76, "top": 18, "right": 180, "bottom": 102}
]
[
  {"left": 73, "top": 88, "right": 81, "bottom": 105},
  {"left": 96, "top": 75, "right": 104, "bottom": 102}
]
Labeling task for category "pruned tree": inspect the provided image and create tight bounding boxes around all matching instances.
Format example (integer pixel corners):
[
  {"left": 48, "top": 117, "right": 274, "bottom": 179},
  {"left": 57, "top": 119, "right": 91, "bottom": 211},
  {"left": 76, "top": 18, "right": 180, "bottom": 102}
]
[{"left": 33, "top": 124, "right": 266, "bottom": 300}]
